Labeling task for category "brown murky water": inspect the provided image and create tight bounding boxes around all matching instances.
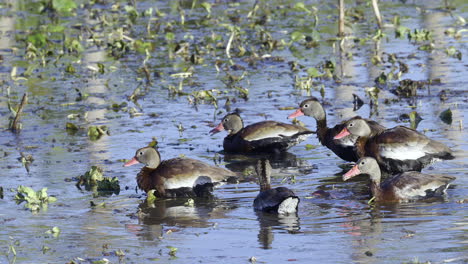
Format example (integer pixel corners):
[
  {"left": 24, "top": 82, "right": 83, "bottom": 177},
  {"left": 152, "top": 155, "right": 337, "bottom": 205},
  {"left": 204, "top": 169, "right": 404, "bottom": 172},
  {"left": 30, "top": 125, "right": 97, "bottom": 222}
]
[{"left": 0, "top": 0, "right": 467, "bottom": 263}]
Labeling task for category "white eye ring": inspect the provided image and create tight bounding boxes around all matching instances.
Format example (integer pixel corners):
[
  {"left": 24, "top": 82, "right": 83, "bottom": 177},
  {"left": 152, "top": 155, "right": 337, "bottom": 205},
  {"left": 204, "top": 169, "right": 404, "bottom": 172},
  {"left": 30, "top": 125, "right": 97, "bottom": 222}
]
[
  {"left": 139, "top": 152, "right": 143, "bottom": 155},
  {"left": 304, "top": 104, "right": 309, "bottom": 108}
]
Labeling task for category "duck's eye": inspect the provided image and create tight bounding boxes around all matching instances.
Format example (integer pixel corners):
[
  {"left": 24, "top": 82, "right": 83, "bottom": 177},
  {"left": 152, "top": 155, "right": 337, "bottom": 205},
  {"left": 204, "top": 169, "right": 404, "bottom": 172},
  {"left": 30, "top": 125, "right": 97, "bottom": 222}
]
[
  {"left": 349, "top": 123, "right": 354, "bottom": 127},
  {"left": 361, "top": 161, "right": 365, "bottom": 165},
  {"left": 224, "top": 118, "right": 229, "bottom": 122},
  {"left": 139, "top": 152, "right": 143, "bottom": 156},
  {"left": 303, "top": 104, "right": 309, "bottom": 108}
]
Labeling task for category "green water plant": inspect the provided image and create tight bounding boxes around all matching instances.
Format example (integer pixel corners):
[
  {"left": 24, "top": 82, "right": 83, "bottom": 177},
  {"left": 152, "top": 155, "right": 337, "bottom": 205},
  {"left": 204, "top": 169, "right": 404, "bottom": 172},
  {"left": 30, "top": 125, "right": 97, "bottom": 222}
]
[
  {"left": 76, "top": 166, "right": 120, "bottom": 196},
  {"left": 14, "top": 186, "right": 57, "bottom": 212},
  {"left": 87, "top": 125, "right": 110, "bottom": 141},
  {"left": 439, "top": 108, "right": 452, "bottom": 125},
  {"left": 8, "top": 93, "right": 28, "bottom": 133},
  {"left": 45, "top": 226, "right": 61, "bottom": 238}
]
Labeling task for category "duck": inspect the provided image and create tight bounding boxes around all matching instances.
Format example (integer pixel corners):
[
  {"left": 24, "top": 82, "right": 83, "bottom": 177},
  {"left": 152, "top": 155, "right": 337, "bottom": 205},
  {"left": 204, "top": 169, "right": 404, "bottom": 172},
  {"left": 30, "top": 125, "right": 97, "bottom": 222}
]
[
  {"left": 334, "top": 118, "right": 455, "bottom": 173},
  {"left": 288, "top": 97, "right": 385, "bottom": 162},
  {"left": 253, "top": 158, "right": 299, "bottom": 214},
  {"left": 209, "top": 112, "right": 313, "bottom": 153},
  {"left": 343, "top": 157, "right": 456, "bottom": 203},
  {"left": 124, "top": 147, "right": 236, "bottom": 198}
]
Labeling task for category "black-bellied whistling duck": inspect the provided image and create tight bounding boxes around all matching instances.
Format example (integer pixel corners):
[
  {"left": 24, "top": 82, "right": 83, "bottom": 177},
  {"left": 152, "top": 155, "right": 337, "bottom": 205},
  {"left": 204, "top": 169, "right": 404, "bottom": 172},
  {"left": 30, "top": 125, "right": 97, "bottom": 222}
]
[
  {"left": 124, "top": 147, "right": 236, "bottom": 198},
  {"left": 209, "top": 112, "right": 313, "bottom": 153},
  {"left": 334, "top": 118, "right": 455, "bottom": 173},
  {"left": 343, "top": 157, "right": 456, "bottom": 203},
  {"left": 253, "top": 159, "right": 299, "bottom": 214},
  {"left": 288, "top": 97, "right": 385, "bottom": 162}
]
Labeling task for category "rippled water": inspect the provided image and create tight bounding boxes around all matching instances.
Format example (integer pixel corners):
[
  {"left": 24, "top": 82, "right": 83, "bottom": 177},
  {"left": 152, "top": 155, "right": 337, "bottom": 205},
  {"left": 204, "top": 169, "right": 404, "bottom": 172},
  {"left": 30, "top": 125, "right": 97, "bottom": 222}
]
[{"left": 0, "top": 0, "right": 467, "bottom": 263}]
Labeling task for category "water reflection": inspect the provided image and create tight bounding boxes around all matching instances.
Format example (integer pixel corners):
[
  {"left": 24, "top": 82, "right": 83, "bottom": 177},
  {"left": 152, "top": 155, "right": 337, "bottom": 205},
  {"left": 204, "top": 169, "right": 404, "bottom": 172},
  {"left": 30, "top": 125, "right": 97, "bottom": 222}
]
[
  {"left": 138, "top": 198, "right": 233, "bottom": 227},
  {"left": 222, "top": 151, "right": 314, "bottom": 175},
  {"left": 255, "top": 211, "right": 300, "bottom": 249}
]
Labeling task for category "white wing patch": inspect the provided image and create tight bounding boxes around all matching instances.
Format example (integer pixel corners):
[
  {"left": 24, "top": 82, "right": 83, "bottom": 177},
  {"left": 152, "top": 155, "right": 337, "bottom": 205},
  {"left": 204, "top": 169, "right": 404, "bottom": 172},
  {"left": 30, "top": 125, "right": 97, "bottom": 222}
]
[
  {"left": 379, "top": 143, "right": 427, "bottom": 160},
  {"left": 278, "top": 197, "right": 299, "bottom": 215},
  {"left": 245, "top": 130, "right": 301, "bottom": 141},
  {"left": 395, "top": 182, "right": 449, "bottom": 200},
  {"left": 164, "top": 176, "right": 213, "bottom": 189}
]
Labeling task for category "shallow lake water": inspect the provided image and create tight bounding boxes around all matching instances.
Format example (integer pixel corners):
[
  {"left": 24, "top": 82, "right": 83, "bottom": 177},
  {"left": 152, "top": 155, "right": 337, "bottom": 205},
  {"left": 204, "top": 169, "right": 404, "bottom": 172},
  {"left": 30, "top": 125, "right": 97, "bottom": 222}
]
[{"left": 0, "top": 0, "right": 467, "bottom": 263}]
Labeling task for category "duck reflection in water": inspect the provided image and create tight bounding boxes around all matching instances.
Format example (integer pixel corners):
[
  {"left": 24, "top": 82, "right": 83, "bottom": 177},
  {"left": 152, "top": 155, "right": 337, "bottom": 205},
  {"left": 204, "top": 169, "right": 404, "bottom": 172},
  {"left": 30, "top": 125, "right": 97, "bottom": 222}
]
[
  {"left": 126, "top": 198, "right": 236, "bottom": 242},
  {"left": 222, "top": 151, "right": 315, "bottom": 177},
  {"left": 256, "top": 211, "right": 300, "bottom": 249}
]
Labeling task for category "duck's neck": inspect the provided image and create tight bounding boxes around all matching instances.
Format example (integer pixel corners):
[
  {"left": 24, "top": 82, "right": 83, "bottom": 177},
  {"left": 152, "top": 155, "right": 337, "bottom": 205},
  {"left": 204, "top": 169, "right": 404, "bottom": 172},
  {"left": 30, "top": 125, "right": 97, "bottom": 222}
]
[
  {"left": 259, "top": 171, "right": 271, "bottom": 192},
  {"left": 369, "top": 171, "right": 382, "bottom": 201},
  {"left": 316, "top": 118, "right": 328, "bottom": 144},
  {"left": 146, "top": 161, "right": 160, "bottom": 169},
  {"left": 355, "top": 137, "right": 368, "bottom": 158}
]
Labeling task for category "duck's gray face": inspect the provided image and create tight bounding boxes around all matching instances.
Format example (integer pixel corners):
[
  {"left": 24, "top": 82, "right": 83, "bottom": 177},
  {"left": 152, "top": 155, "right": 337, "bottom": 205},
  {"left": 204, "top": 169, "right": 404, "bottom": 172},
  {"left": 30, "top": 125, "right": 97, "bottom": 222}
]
[
  {"left": 334, "top": 119, "right": 371, "bottom": 140},
  {"left": 346, "top": 119, "right": 371, "bottom": 137},
  {"left": 343, "top": 157, "right": 380, "bottom": 181},
  {"left": 210, "top": 113, "right": 244, "bottom": 135},
  {"left": 124, "top": 147, "right": 161, "bottom": 169},
  {"left": 300, "top": 99, "right": 324, "bottom": 120},
  {"left": 222, "top": 114, "right": 243, "bottom": 134},
  {"left": 288, "top": 98, "right": 324, "bottom": 120}
]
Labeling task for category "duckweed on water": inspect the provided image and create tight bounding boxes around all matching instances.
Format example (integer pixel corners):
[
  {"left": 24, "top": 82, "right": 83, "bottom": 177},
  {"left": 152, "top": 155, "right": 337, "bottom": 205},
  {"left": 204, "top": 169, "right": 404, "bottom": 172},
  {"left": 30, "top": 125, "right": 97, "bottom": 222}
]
[{"left": 14, "top": 186, "right": 57, "bottom": 212}]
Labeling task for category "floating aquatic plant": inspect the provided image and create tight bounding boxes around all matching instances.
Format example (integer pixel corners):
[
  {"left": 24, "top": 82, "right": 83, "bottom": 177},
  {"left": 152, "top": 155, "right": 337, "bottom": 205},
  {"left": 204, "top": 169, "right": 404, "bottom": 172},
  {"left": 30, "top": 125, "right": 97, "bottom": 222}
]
[
  {"left": 45, "top": 226, "right": 61, "bottom": 238},
  {"left": 76, "top": 166, "right": 120, "bottom": 196},
  {"left": 88, "top": 125, "right": 110, "bottom": 141},
  {"left": 14, "top": 186, "right": 57, "bottom": 212},
  {"left": 439, "top": 109, "right": 452, "bottom": 125}
]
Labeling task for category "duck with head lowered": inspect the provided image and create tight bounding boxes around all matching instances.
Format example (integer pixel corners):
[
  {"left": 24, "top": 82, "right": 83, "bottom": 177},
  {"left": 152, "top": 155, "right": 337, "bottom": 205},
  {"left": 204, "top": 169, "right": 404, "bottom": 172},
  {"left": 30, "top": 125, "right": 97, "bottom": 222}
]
[
  {"left": 253, "top": 158, "right": 299, "bottom": 215},
  {"left": 124, "top": 146, "right": 236, "bottom": 198},
  {"left": 210, "top": 112, "right": 313, "bottom": 153},
  {"left": 288, "top": 97, "right": 385, "bottom": 162},
  {"left": 334, "top": 117, "right": 454, "bottom": 173}
]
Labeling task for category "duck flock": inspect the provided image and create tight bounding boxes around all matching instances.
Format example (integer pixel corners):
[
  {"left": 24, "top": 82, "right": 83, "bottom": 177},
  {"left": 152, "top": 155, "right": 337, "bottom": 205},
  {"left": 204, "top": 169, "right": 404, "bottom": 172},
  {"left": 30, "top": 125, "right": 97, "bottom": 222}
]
[{"left": 124, "top": 97, "right": 456, "bottom": 214}]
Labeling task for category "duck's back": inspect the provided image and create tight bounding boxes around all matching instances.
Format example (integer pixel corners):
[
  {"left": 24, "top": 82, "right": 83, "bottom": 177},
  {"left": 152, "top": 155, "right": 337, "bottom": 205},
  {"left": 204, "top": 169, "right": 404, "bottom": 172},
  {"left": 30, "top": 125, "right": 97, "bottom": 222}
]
[
  {"left": 224, "top": 121, "right": 312, "bottom": 153},
  {"left": 365, "top": 126, "right": 454, "bottom": 172},
  {"left": 137, "top": 158, "right": 234, "bottom": 194},
  {"left": 239, "top": 121, "right": 311, "bottom": 141},
  {"left": 254, "top": 187, "right": 299, "bottom": 214},
  {"left": 381, "top": 171, "right": 455, "bottom": 201}
]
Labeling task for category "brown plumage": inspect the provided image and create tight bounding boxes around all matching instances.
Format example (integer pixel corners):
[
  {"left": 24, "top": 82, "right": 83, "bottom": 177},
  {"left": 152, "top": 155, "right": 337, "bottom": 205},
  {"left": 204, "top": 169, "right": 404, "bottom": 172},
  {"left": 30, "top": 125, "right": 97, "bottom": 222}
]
[
  {"left": 335, "top": 118, "right": 454, "bottom": 173},
  {"left": 210, "top": 113, "right": 313, "bottom": 153},
  {"left": 343, "top": 157, "right": 456, "bottom": 203},
  {"left": 288, "top": 97, "right": 385, "bottom": 161},
  {"left": 124, "top": 147, "right": 236, "bottom": 197}
]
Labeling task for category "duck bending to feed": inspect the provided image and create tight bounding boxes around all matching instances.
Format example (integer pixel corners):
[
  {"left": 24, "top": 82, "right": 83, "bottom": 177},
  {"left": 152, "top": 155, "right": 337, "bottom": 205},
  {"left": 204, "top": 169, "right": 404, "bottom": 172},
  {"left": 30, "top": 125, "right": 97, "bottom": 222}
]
[
  {"left": 124, "top": 147, "right": 236, "bottom": 198},
  {"left": 253, "top": 158, "right": 299, "bottom": 214},
  {"left": 343, "top": 157, "right": 456, "bottom": 203},
  {"left": 288, "top": 97, "right": 385, "bottom": 162},
  {"left": 334, "top": 117, "right": 454, "bottom": 173},
  {"left": 209, "top": 112, "right": 313, "bottom": 153}
]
